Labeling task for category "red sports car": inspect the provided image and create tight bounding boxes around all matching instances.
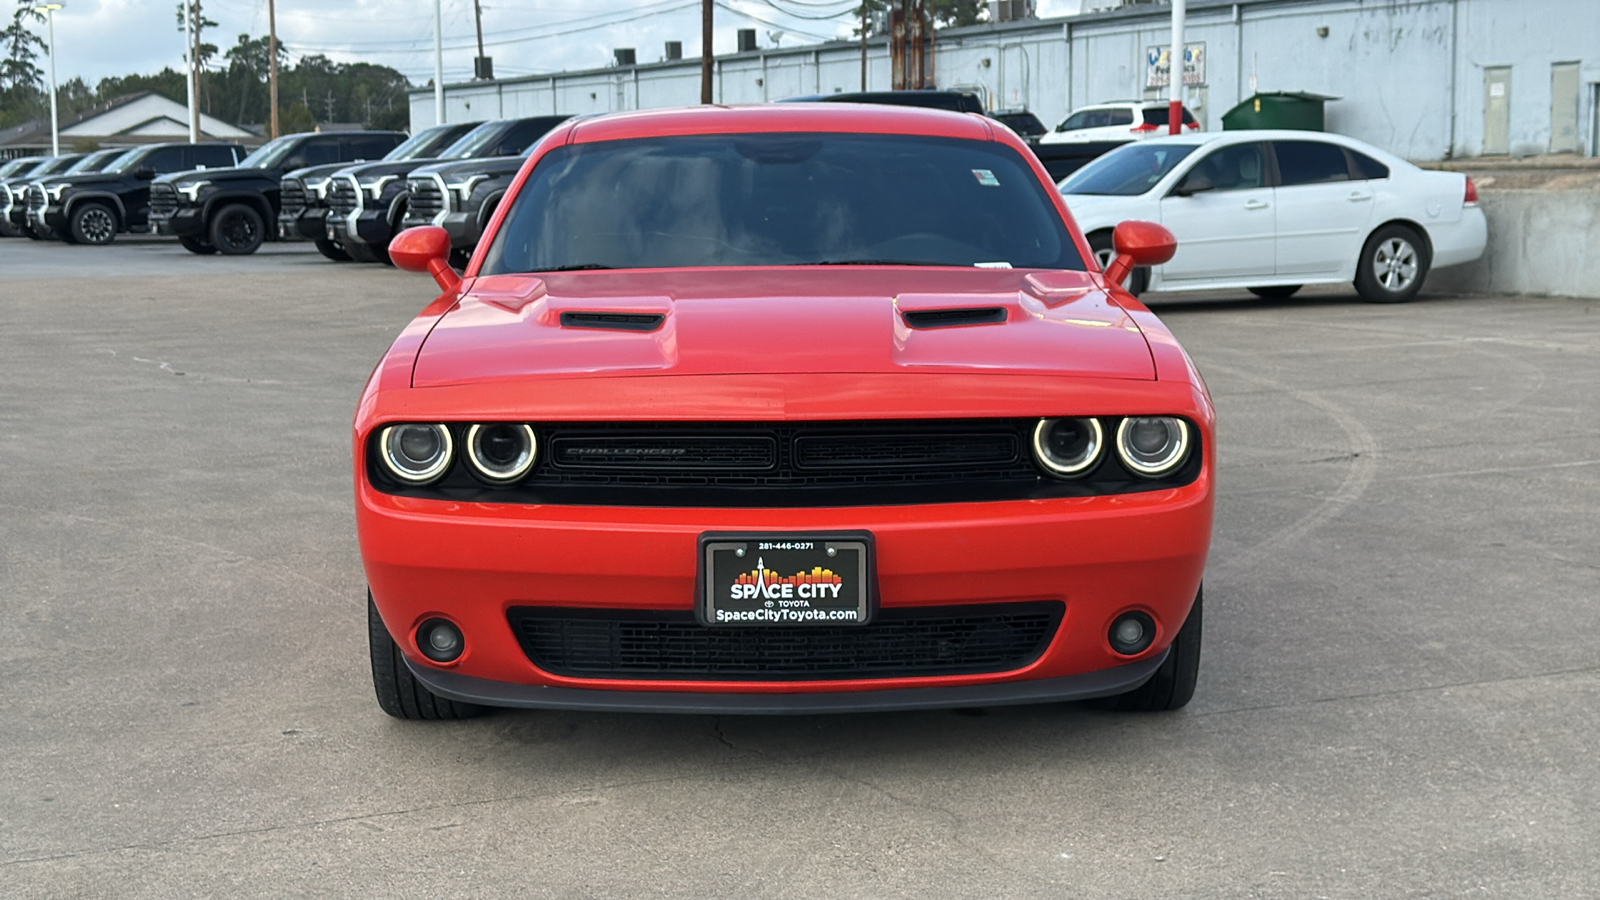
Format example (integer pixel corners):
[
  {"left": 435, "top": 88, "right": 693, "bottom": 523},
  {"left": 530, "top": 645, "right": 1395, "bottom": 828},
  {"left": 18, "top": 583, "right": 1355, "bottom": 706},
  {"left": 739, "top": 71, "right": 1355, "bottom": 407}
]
[{"left": 357, "top": 103, "right": 1212, "bottom": 719}]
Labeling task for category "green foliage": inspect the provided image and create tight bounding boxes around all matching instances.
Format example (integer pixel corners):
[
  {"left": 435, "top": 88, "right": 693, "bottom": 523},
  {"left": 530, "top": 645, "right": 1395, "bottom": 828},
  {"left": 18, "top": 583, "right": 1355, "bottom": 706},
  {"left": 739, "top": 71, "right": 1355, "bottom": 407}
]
[
  {"left": 278, "top": 101, "right": 315, "bottom": 135},
  {"left": 854, "top": 0, "right": 988, "bottom": 37}
]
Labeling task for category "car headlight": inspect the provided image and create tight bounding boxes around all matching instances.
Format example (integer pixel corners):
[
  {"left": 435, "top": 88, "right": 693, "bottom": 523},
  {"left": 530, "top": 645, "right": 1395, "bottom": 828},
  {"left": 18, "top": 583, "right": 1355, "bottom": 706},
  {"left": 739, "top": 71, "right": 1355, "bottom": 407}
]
[
  {"left": 1032, "top": 417, "right": 1104, "bottom": 477},
  {"left": 177, "top": 181, "right": 210, "bottom": 203},
  {"left": 378, "top": 423, "right": 454, "bottom": 484},
  {"left": 1115, "top": 417, "right": 1191, "bottom": 476},
  {"left": 359, "top": 175, "right": 398, "bottom": 199},
  {"left": 464, "top": 423, "right": 537, "bottom": 483},
  {"left": 446, "top": 175, "right": 488, "bottom": 201}
]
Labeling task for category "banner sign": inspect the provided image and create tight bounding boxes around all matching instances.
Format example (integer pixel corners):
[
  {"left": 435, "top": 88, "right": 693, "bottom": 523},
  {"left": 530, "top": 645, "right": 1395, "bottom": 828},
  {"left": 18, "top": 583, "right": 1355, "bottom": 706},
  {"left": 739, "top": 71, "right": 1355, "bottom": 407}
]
[{"left": 1147, "top": 42, "right": 1206, "bottom": 88}]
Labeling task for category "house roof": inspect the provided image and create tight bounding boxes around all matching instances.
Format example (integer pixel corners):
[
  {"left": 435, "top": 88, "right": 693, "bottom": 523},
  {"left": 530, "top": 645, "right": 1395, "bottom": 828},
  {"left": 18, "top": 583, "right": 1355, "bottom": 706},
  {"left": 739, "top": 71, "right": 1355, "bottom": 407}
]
[{"left": 0, "top": 91, "right": 255, "bottom": 150}]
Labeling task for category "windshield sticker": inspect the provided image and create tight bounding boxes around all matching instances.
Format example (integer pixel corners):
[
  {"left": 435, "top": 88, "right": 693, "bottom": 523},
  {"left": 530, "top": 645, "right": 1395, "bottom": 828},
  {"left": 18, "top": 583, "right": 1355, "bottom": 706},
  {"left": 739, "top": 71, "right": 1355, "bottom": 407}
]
[
  {"left": 971, "top": 168, "right": 1000, "bottom": 187},
  {"left": 974, "top": 261, "right": 1013, "bottom": 269}
]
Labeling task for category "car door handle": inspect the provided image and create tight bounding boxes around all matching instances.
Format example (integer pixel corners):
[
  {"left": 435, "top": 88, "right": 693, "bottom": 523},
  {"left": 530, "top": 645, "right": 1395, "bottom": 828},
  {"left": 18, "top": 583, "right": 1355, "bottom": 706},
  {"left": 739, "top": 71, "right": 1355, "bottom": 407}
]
[
  {"left": 1244, "top": 199, "right": 1269, "bottom": 210},
  {"left": 1347, "top": 191, "right": 1373, "bottom": 201}
]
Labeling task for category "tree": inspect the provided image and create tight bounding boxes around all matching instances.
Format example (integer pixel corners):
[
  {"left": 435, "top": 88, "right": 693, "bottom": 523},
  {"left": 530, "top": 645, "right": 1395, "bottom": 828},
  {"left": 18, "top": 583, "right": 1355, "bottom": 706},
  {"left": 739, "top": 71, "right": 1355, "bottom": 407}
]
[
  {"left": 854, "top": 0, "right": 988, "bottom": 37},
  {"left": 0, "top": 2, "right": 46, "bottom": 128}
]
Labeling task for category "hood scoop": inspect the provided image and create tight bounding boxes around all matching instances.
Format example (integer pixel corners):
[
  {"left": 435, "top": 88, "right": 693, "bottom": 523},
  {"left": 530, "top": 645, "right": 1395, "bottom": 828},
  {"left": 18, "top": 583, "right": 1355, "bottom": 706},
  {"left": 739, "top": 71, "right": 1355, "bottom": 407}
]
[
  {"left": 901, "top": 307, "right": 1008, "bottom": 329},
  {"left": 560, "top": 311, "right": 666, "bottom": 332}
]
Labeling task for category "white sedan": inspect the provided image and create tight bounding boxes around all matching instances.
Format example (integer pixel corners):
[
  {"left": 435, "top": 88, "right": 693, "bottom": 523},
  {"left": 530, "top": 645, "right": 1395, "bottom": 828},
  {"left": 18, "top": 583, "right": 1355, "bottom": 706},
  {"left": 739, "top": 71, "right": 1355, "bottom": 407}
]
[{"left": 1058, "top": 130, "right": 1486, "bottom": 302}]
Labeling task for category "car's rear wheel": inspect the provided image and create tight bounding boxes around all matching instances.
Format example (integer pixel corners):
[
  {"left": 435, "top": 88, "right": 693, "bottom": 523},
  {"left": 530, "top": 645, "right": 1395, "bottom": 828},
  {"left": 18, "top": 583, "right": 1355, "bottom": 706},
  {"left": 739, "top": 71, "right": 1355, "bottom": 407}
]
[
  {"left": 178, "top": 235, "right": 217, "bottom": 255},
  {"left": 209, "top": 203, "right": 266, "bottom": 255},
  {"left": 314, "top": 238, "right": 350, "bottom": 262},
  {"left": 1088, "top": 231, "right": 1148, "bottom": 296},
  {"left": 1092, "top": 586, "right": 1202, "bottom": 712},
  {"left": 368, "top": 594, "right": 488, "bottom": 721},
  {"left": 1248, "top": 285, "right": 1301, "bottom": 300},
  {"left": 1355, "top": 224, "right": 1429, "bottom": 303},
  {"left": 69, "top": 202, "right": 119, "bottom": 246}
]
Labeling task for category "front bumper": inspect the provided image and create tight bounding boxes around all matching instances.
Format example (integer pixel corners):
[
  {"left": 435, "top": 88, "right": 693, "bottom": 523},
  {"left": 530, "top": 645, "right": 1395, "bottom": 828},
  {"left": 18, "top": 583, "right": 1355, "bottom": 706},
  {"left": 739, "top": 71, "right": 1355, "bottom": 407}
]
[
  {"left": 276, "top": 209, "right": 324, "bottom": 242},
  {"left": 404, "top": 209, "right": 480, "bottom": 250},
  {"left": 360, "top": 481, "right": 1212, "bottom": 708},
  {"left": 337, "top": 208, "right": 394, "bottom": 249},
  {"left": 152, "top": 208, "right": 205, "bottom": 238}
]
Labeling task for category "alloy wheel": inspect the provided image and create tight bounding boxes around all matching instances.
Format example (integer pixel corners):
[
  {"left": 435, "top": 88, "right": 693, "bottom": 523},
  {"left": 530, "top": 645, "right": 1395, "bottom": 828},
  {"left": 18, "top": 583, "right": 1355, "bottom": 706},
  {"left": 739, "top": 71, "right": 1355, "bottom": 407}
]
[
  {"left": 1374, "top": 237, "right": 1418, "bottom": 292},
  {"left": 80, "top": 207, "right": 115, "bottom": 244}
]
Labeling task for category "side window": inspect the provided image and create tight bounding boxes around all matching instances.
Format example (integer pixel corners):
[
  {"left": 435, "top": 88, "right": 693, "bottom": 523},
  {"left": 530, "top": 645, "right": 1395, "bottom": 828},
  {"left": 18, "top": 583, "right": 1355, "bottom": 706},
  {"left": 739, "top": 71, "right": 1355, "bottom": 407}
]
[
  {"left": 1060, "top": 111, "right": 1091, "bottom": 131},
  {"left": 1106, "top": 108, "right": 1134, "bottom": 127},
  {"left": 1348, "top": 149, "right": 1390, "bottom": 180},
  {"left": 192, "top": 145, "right": 238, "bottom": 168},
  {"left": 1274, "top": 140, "right": 1351, "bottom": 186},
  {"left": 1174, "top": 143, "right": 1266, "bottom": 194},
  {"left": 349, "top": 135, "right": 400, "bottom": 160},
  {"left": 143, "top": 147, "right": 188, "bottom": 173},
  {"left": 299, "top": 139, "right": 342, "bottom": 166}
]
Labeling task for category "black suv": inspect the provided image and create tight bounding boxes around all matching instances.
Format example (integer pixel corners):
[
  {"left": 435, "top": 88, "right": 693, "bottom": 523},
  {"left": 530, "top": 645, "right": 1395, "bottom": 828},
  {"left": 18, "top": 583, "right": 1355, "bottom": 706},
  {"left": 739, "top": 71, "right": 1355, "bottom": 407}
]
[
  {"left": 398, "top": 116, "right": 572, "bottom": 266},
  {"left": 151, "top": 130, "right": 406, "bottom": 255},
  {"left": 278, "top": 122, "right": 477, "bottom": 262},
  {"left": 21, "top": 148, "right": 127, "bottom": 238},
  {"left": 28, "top": 143, "right": 244, "bottom": 245},
  {"left": 3, "top": 154, "right": 83, "bottom": 237}
]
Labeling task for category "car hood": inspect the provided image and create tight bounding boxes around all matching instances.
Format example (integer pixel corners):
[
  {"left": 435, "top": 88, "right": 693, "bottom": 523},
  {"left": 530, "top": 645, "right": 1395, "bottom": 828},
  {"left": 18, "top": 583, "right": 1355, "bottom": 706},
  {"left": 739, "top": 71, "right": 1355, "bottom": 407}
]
[
  {"left": 339, "top": 158, "right": 443, "bottom": 180},
  {"left": 41, "top": 172, "right": 120, "bottom": 189},
  {"left": 1057, "top": 191, "right": 1149, "bottom": 231},
  {"left": 408, "top": 155, "right": 525, "bottom": 181},
  {"left": 285, "top": 162, "right": 357, "bottom": 182},
  {"left": 411, "top": 268, "right": 1154, "bottom": 387},
  {"left": 159, "top": 166, "right": 275, "bottom": 186}
]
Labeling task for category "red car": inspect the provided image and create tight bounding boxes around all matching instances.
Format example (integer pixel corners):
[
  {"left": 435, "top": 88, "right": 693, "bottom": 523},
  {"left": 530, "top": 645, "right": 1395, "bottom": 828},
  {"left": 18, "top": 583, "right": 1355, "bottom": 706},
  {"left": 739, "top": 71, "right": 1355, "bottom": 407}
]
[{"left": 357, "top": 104, "right": 1212, "bottom": 719}]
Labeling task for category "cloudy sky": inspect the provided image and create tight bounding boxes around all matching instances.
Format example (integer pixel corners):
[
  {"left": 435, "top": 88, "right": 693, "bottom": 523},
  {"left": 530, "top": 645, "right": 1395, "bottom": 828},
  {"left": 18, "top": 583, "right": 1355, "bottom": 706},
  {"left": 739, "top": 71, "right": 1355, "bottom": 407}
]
[{"left": 42, "top": 0, "right": 1082, "bottom": 88}]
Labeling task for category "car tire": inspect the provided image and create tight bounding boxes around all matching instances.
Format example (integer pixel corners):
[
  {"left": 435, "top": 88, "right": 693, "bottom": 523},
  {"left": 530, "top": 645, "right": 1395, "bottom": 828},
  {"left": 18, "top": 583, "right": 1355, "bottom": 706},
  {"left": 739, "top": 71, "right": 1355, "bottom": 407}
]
[
  {"left": 1248, "top": 285, "right": 1300, "bottom": 300},
  {"left": 1088, "top": 231, "right": 1148, "bottom": 297},
  {"left": 314, "top": 238, "right": 351, "bottom": 262},
  {"left": 178, "top": 235, "right": 217, "bottom": 255},
  {"left": 368, "top": 594, "right": 488, "bottom": 721},
  {"left": 345, "top": 241, "right": 381, "bottom": 264},
  {"left": 1354, "top": 224, "right": 1429, "bottom": 303},
  {"left": 69, "top": 202, "right": 119, "bottom": 246},
  {"left": 208, "top": 203, "right": 266, "bottom": 256},
  {"left": 1091, "top": 586, "right": 1202, "bottom": 712}
]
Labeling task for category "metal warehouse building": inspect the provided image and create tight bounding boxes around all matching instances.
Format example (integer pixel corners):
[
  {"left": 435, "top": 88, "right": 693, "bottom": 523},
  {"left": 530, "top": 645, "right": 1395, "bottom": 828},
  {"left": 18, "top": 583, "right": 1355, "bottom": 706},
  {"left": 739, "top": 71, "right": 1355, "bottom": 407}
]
[{"left": 411, "top": 0, "right": 1599, "bottom": 162}]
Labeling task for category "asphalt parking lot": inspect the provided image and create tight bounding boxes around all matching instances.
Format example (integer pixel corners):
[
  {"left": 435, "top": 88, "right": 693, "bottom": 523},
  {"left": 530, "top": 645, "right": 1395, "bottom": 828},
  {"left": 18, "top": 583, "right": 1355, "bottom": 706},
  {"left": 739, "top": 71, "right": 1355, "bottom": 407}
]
[{"left": 2, "top": 238, "right": 1597, "bottom": 898}]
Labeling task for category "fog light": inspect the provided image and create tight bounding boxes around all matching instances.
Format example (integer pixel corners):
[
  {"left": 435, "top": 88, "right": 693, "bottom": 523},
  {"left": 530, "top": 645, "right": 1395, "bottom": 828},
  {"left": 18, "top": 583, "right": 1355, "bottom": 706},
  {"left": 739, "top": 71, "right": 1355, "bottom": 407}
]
[
  {"left": 1108, "top": 611, "right": 1156, "bottom": 656},
  {"left": 417, "top": 618, "right": 464, "bottom": 663}
]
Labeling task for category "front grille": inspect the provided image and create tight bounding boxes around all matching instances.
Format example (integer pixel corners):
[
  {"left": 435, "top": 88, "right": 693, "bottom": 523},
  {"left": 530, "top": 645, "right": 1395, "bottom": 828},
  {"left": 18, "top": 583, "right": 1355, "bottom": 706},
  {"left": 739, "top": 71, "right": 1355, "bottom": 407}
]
[
  {"left": 279, "top": 178, "right": 307, "bottom": 216},
  {"left": 25, "top": 184, "right": 45, "bottom": 212},
  {"left": 406, "top": 176, "right": 445, "bottom": 222},
  {"left": 368, "top": 418, "right": 1203, "bottom": 507},
  {"left": 0, "top": 184, "right": 12, "bottom": 213},
  {"left": 328, "top": 177, "right": 358, "bottom": 216},
  {"left": 149, "top": 183, "right": 178, "bottom": 217},
  {"left": 509, "top": 602, "right": 1064, "bottom": 680}
]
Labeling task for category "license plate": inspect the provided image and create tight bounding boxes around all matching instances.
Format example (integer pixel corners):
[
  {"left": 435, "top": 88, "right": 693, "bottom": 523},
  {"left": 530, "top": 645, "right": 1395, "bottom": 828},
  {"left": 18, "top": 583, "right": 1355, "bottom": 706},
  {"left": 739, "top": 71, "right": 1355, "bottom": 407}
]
[{"left": 699, "top": 532, "right": 873, "bottom": 627}]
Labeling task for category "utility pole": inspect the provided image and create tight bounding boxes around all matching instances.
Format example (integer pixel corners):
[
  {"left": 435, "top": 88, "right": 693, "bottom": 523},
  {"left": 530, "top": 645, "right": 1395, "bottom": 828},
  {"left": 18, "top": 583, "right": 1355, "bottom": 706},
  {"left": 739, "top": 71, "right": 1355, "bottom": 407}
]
[
  {"left": 700, "top": 0, "right": 712, "bottom": 104},
  {"left": 1168, "top": 0, "right": 1186, "bottom": 134},
  {"left": 472, "top": 0, "right": 487, "bottom": 79},
  {"left": 859, "top": 1, "right": 867, "bottom": 90},
  {"left": 184, "top": 0, "right": 199, "bottom": 142},
  {"left": 433, "top": 0, "right": 444, "bottom": 124},
  {"left": 268, "top": 0, "right": 279, "bottom": 138}
]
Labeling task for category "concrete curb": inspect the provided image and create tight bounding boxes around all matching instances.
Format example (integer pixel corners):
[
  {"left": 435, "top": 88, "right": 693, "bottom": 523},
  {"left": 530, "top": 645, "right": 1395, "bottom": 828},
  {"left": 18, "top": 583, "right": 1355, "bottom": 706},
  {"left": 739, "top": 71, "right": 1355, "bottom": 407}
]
[{"left": 1430, "top": 189, "right": 1600, "bottom": 300}]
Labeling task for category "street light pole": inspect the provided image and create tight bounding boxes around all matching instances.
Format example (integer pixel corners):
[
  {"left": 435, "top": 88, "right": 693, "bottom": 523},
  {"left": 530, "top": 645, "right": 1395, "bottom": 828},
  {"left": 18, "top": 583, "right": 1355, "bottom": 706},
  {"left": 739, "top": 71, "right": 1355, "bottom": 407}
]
[
  {"left": 36, "top": 4, "right": 63, "bottom": 156},
  {"left": 1168, "top": 0, "right": 1186, "bottom": 134},
  {"left": 268, "top": 0, "right": 278, "bottom": 138},
  {"left": 433, "top": 0, "right": 445, "bottom": 124}
]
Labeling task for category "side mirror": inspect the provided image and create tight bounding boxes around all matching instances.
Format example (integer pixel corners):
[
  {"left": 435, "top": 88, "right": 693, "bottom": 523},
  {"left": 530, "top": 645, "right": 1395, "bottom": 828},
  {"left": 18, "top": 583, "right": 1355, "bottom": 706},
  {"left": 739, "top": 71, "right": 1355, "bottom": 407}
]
[
  {"left": 390, "top": 226, "right": 461, "bottom": 292},
  {"left": 1171, "top": 174, "right": 1214, "bottom": 197},
  {"left": 133, "top": 166, "right": 156, "bottom": 180},
  {"left": 1103, "top": 220, "right": 1177, "bottom": 288}
]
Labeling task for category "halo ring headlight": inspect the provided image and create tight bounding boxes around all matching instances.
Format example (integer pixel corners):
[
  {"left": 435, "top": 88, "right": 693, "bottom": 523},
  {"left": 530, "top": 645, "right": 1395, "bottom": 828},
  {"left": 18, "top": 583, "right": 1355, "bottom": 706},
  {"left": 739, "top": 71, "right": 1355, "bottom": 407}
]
[
  {"left": 1031, "top": 417, "right": 1104, "bottom": 478},
  {"left": 1115, "top": 416, "right": 1190, "bottom": 476},
  {"left": 465, "top": 423, "right": 537, "bottom": 483},
  {"left": 379, "top": 423, "right": 453, "bottom": 485}
]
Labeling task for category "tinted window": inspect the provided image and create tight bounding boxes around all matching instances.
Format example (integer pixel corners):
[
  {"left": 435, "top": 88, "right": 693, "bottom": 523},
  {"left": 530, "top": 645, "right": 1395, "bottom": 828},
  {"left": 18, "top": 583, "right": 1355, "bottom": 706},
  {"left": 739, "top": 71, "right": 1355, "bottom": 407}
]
[
  {"left": 1274, "top": 140, "right": 1351, "bottom": 186},
  {"left": 1059, "top": 108, "right": 1132, "bottom": 131},
  {"left": 144, "top": 147, "right": 188, "bottom": 173},
  {"left": 498, "top": 119, "right": 565, "bottom": 155},
  {"left": 350, "top": 134, "right": 402, "bottom": 160},
  {"left": 1141, "top": 107, "right": 1197, "bottom": 126},
  {"left": 1059, "top": 143, "right": 1198, "bottom": 196},
  {"left": 193, "top": 145, "right": 239, "bottom": 168},
  {"left": 482, "top": 133, "right": 1082, "bottom": 274},
  {"left": 1349, "top": 149, "right": 1390, "bottom": 180},
  {"left": 1176, "top": 143, "right": 1267, "bottom": 193},
  {"left": 297, "top": 139, "right": 342, "bottom": 166},
  {"left": 993, "top": 112, "right": 1046, "bottom": 137}
]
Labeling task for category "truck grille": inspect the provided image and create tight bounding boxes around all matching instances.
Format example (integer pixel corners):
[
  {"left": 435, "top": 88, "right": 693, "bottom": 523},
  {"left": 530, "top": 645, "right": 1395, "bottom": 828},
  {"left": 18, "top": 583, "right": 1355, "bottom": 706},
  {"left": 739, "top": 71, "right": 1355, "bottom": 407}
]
[
  {"left": 279, "top": 178, "right": 307, "bottom": 216},
  {"left": 406, "top": 176, "right": 445, "bottom": 223},
  {"left": 26, "top": 184, "right": 46, "bottom": 213},
  {"left": 509, "top": 602, "right": 1064, "bottom": 681},
  {"left": 149, "top": 183, "right": 178, "bottom": 217},
  {"left": 0, "top": 184, "right": 13, "bottom": 214},
  {"left": 328, "top": 177, "right": 359, "bottom": 216}
]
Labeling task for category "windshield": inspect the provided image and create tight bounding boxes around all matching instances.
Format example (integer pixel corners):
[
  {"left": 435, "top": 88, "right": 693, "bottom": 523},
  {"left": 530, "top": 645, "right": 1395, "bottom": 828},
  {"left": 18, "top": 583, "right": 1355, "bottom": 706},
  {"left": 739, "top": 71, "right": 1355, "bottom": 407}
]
[
  {"left": 38, "top": 156, "right": 82, "bottom": 176},
  {"left": 384, "top": 126, "right": 456, "bottom": 161},
  {"left": 102, "top": 148, "right": 149, "bottom": 174},
  {"left": 1058, "top": 143, "right": 1199, "bottom": 196},
  {"left": 0, "top": 158, "right": 42, "bottom": 178},
  {"left": 439, "top": 122, "right": 506, "bottom": 160},
  {"left": 63, "top": 149, "right": 124, "bottom": 174},
  {"left": 237, "top": 135, "right": 298, "bottom": 169},
  {"left": 481, "top": 133, "right": 1083, "bottom": 274}
]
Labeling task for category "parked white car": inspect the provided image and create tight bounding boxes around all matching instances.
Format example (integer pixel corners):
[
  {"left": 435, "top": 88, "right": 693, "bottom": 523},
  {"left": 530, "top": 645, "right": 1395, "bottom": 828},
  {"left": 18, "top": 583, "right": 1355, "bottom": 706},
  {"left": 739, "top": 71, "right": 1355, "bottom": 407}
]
[
  {"left": 1058, "top": 130, "right": 1487, "bottom": 302},
  {"left": 1040, "top": 100, "right": 1199, "bottom": 146}
]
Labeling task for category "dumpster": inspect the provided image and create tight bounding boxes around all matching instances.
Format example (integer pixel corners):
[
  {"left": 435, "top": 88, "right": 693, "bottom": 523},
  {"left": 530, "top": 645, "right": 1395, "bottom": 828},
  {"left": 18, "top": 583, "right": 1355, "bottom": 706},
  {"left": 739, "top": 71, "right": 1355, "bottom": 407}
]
[{"left": 1221, "top": 91, "right": 1338, "bottom": 131}]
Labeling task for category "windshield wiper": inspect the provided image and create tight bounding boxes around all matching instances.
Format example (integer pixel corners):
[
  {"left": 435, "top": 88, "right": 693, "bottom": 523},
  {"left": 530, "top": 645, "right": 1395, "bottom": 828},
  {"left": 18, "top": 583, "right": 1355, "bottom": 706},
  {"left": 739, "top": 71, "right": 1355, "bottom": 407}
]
[
  {"left": 536, "top": 263, "right": 616, "bottom": 272},
  {"left": 810, "top": 259, "right": 947, "bottom": 266}
]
